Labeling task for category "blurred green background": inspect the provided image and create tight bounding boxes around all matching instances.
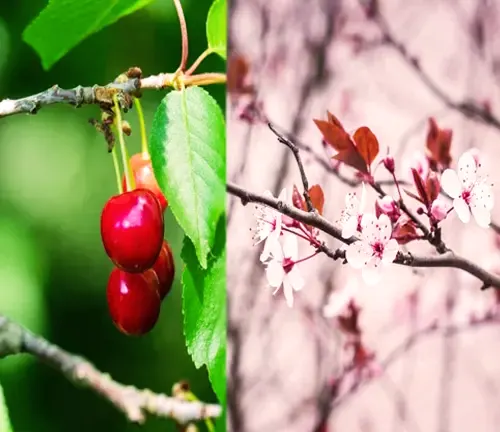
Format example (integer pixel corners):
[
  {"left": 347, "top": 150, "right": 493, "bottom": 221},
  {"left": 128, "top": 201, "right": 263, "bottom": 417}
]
[{"left": 0, "top": 1, "right": 225, "bottom": 431}]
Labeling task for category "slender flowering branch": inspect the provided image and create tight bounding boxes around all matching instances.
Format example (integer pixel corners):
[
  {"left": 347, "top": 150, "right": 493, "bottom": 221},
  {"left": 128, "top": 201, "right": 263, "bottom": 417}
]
[
  {"left": 227, "top": 182, "right": 500, "bottom": 288},
  {"left": 268, "top": 123, "right": 314, "bottom": 211},
  {"left": 0, "top": 315, "right": 221, "bottom": 424}
]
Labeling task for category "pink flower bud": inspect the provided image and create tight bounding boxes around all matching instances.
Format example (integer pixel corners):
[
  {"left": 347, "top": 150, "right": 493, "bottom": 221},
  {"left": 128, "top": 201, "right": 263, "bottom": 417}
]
[
  {"left": 430, "top": 199, "right": 449, "bottom": 222},
  {"left": 382, "top": 155, "right": 395, "bottom": 174},
  {"left": 375, "top": 195, "right": 401, "bottom": 223}
]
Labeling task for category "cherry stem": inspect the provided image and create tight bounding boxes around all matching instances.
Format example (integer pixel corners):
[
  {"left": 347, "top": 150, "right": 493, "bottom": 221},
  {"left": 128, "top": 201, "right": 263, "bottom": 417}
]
[
  {"left": 172, "top": 0, "right": 189, "bottom": 72},
  {"left": 282, "top": 226, "right": 314, "bottom": 244},
  {"left": 392, "top": 172, "right": 403, "bottom": 202},
  {"left": 184, "top": 391, "right": 215, "bottom": 432},
  {"left": 112, "top": 95, "right": 135, "bottom": 192},
  {"left": 185, "top": 48, "right": 214, "bottom": 76},
  {"left": 293, "top": 251, "right": 320, "bottom": 265},
  {"left": 183, "top": 72, "right": 226, "bottom": 86},
  {"left": 133, "top": 97, "right": 149, "bottom": 157},
  {"left": 111, "top": 146, "right": 123, "bottom": 194}
]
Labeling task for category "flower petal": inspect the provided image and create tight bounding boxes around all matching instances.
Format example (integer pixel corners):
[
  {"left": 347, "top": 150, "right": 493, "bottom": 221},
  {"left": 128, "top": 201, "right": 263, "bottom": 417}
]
[
  {"left": 260, "top": 233, "right": 280, "bottom": 262},
  {"left": 453, "top": 197, "right": 471, "bottom": 223},
  {"left": 360, "top": 213, "right": 378, "bottom": 242},
  {"left": 288, "top": 266, "right": 305, "bottom": 291},
  {"left": 471, "top": 204, "right": 491, "bottom": 228},
  {"left": 342, "top": 215, "right": 359, "bottom": 239},
  {"left": 277, "top": 188, "right": 287, "bottom": 202},
  {"left": 472, "top": 182, "right": 494, "bottom": 211},
  {"left": 282, "top": 233, "right": 299, "bottom": 260},
  {"left": 362, "top": 257, "right": 383, "bottom": 285},
  {"left": 266, "top": 260, "right": 285, "bottom": 288},
  {"left": 377, "top": 213, "right": 392, "bottom": 244},
  {"left": 345, "top": 192, "right": 360, "bottom": 212},
  {"left": 359, "top": 182, "right": 367, "bottom": 213},
  {"left": 382, "top": 238, "right": 399, "bottom": 264},
  {"left": 282, "top": 278, "right": 294, "bottom": 307},
  {"left": 458, "top": 151, "right": 477, "bottom": 189},
  {"left": 440, "top": 169, "right": 461, "bottom": 198},
  {"left": 346, "top": 240, "right": 372, "bottom": 269}
]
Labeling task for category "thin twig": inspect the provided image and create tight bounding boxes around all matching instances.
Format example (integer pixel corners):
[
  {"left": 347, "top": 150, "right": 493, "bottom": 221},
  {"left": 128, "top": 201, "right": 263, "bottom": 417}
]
[
  {"left": 0, "top": 316, "right": 221, "bottom": 424},
  {"left": 369, "top": 8, "right": 500, "bottom": 131},
  {"left": 268, "top": 122, "right": 315, "bottom": 211},
  {"left": 331, "top": 313, "right": 500, "bottom": 409}
]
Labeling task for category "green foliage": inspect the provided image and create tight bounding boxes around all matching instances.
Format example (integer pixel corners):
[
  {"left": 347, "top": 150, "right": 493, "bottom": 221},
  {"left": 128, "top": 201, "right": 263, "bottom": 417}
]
[
  {"left": 23, "top": 0, "right": 154, "bottom": 70},
  {"left": 206, "top": 0, "right": 226, "bottom": 60},
  {"left": 149, "top": 86, "right": 226, "bottom": 269},
  {"left": 181, "top": 216, "right": 226, "bottom": 408},
  {"left": 0, "top": 382, "right": 13, "bottom": 432}
]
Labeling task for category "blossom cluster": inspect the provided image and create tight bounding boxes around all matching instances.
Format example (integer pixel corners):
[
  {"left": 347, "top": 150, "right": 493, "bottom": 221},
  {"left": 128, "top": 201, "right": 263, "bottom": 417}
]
[{"left": 252, "top": 147, "right": 495, "bottom": 307}]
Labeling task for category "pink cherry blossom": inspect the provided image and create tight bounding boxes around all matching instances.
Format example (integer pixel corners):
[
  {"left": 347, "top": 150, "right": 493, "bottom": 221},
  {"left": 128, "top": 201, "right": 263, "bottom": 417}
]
[
  {"left": 265, "top": 234, "right": 305, "bottom": 307},
  {"left": 440, "top": 151, "right": 494, "bottom": 227},
  {"left": 340, "top": 183, "right": 367, "bottom": 239},
  {"left": 375, "top": 195, "right": 401, "bottom": 223},
  {"left": 254, "top": 188, "right": 287, "bottom": 261},
  {"left": 430, "top": 198, "right": 450, "bottom": 222},
  {"left": 345, "top": 213, "right": 399, "bottom": 285}
]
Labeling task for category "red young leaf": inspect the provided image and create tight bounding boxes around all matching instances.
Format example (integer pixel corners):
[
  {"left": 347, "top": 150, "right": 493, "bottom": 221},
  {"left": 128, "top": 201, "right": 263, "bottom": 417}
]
[
  {"left": 313, "top": 119, "right": 352, "bottom": 151},
  {"left": 313, "top": 113, "right": 369, "bottom": 173},
  {"left": 403, "top": 188, "right": 425, "bottom": 205},
  {"left": 308, "top": 184, "right": 325, "bottom": 215},
  {"left": 392, "top": 218, "right": 420, "bottom": 244},
  {"left": 292, "top": 184, "right": 306, "bottom": 211},
  {"left": 426, "top": 117, "right": 452, "bottom": 169},
  {"left": 327, "top": 111, "right": 346, "bottom": 130},
  {"left": 353, "top": 126, "right": 380, "bottom": 168},
  {"left": 426, "top": 171, "right": 441, "bottom": 202},
  {"left": 411, "top": 168, "right": 429, "bottom": 207}
]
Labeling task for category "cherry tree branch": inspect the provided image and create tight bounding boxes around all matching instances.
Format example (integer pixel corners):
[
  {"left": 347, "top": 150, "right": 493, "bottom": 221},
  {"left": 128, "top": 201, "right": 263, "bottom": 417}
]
[
  {"left": 332, "top": 312, "right": 500, "bottom": 410},
  {"left": 227, "top": 182, "right": 500, "bottom": 289},
  {"left": 0, "top": 71, "right": 226, "bottom": 119},
  {"left": 0, "top": 315, "right": 221, "bottom": 425},
  {"left": 268, "top": 122, "right": 314, "bottom": 211},
  {"left": 366, "top": 6, "right": 500, "bottom": 131}
]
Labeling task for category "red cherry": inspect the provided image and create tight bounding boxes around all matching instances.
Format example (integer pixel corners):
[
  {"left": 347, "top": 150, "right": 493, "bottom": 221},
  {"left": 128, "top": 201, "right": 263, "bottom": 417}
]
[
  {"left": 106, "top": 268, "right": 161, "bottom": 335},
  {"left": 153, "top": 240, "right": 175, "bottom": 300},
  {"left": 123, "top": 153, "right": 168, "bottom": 211},
  {"left": 101, "top": 188, "right": 164, "bottom": 273}
]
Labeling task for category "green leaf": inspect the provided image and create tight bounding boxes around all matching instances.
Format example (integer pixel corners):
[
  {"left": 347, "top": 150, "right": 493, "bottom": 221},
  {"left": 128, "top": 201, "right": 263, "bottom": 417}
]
[
  {"left": 23, "top": 0, "right": 154, "bottom": 70},
  {"left": 206, "top": 0, "right": 227, "bottom": 60},
  {"left": 0, "top": 382, "right": 13, "bottom": 432},
  {"left": 182, "top": 216, "right": 226, "bottom": 406},
  {"left": 149, "top": 86, "right": 225, "bottom": 269}
]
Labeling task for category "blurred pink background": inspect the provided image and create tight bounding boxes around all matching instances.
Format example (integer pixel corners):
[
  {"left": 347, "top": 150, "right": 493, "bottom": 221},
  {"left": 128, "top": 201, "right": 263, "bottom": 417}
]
[{"left": 227, "top": 0, "right": 500, "bottom": 431}]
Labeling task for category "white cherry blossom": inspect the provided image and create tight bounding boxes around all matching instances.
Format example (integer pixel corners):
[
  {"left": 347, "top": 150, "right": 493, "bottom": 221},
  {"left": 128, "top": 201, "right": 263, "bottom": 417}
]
[
  {"left": 440, "top": 151, "right": 494, "bottom": 227},
  {"left": 254, "top": 188, "right": 287, "bottom": 261},
  {"left": 346, "top": 213, "right": 399, "bottom": 285},
  {"left": 265, "top": 233, "right": 305, "bottom": 307},
  {"left": 340, "top": 183, "right": 367, "bottom": 239}
]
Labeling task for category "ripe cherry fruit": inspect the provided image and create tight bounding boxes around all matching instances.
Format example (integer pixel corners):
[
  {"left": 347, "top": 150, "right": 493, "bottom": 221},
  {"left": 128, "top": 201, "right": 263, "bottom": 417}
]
[
  {"left": 107, "top": 268, "right": 161, "bottom": 336},
  {"left": 152, "top": 240, "right": 175, "bottom": 300},
  {"left": 123, "top": 153, "right": 168, "bottom": 211},
  {"left": 101, "top": 188, "right": 164, "bottom": 273}
]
